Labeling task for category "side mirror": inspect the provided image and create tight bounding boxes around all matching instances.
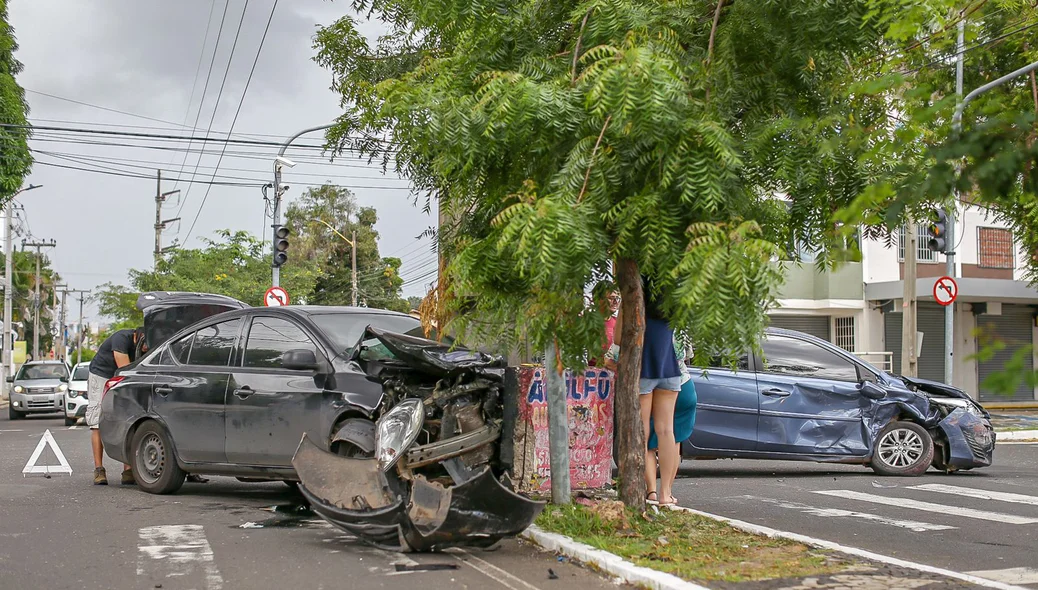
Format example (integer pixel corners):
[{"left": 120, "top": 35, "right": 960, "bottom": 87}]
[
  {"left": 859, "top": 381, "right": 886, "bottom": 400},
  {"left": 282, "top": 349, "right": 319, "bottom": 371}
]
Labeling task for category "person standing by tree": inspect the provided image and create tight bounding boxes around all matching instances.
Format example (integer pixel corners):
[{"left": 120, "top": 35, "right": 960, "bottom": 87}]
[{"left": 86, "top": 328, "right": 141, "bottom": 485}]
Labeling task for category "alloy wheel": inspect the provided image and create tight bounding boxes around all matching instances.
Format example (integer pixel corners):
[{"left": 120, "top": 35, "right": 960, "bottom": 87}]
[{"left": 877, "top": 428, "right": 924, "bottom": 469}]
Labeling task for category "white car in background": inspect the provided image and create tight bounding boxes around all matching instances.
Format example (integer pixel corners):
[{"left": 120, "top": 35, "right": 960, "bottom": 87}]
[{"left": 64, "top": 362, "right": 91, "bottom": 426}]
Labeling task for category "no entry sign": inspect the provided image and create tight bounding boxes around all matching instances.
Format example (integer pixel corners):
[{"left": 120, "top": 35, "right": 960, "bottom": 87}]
[
  {"left": 265, "top": 286, "right": 290, "bottom": 307},
  {"left": 933, "top": 276, "right": 958, "bottom": 306}
]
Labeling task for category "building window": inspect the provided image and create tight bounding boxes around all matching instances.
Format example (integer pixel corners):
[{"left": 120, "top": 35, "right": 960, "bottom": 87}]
[
  {"left": 898, "top": 224, "right": 937, "bottom": 263},
  {"left": 834, "top": 316, "right": 855, "bottom": 352},
  {"left": 978, "top": 227, "right": 1014, "bottom": 269}
]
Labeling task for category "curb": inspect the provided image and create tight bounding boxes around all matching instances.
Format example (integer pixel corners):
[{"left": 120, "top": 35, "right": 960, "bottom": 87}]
[
  {"left": 668, "top": 506, "right": 1028, "bottom": 590},
  {"left": 996, "top": 429, "right": 1038, "bottom": 441},
  {"left": 521, "top": 525, "right": 711, "bottom": 590}
]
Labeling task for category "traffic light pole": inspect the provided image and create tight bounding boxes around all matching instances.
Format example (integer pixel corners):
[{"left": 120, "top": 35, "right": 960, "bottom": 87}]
[
  {"left": 945, "top": 20, "right": 963, "bottom": 387},
  {"left": 947, "top": 51, "right": 1038, "bottom": 385},
  {"left": 271, "top": 123, "right": 334, "bottom": 288}
]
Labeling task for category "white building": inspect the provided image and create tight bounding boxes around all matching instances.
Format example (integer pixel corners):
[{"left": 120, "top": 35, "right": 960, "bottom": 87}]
[{"left": 770, "top": 203, "right": 1037, "bottom": 405}]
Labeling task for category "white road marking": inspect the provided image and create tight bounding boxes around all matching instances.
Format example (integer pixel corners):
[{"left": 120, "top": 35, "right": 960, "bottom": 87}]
[
  {"left": 743, "top": 495, "right": 955, "bottom": 532},
  {"left": 814, "top": 490, "right": 1038, "bottom": 525},
  {"left": 137, "top": 525, "right": 223, "bottom": 590},
  {"left": 67, "top": 425, "right": 78, "bottom": 430},
  {"left": 448, "top": 548, "right": 543, "bottom": 590},
  {"left": 910, "top": 483, "right": 1038, "bottom": 507},
  {"left": 967, "top": 568, "right": 1038, "bottom": 585},
  {"left": 667, "top": 506, "right": 1029, "bottom": 590},
  {"left": 0, "top": 429, "right": 24, "bottom": 433}
]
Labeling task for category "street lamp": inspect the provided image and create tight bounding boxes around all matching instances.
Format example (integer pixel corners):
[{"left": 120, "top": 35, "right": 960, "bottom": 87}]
[
  {"left": 4, "top": 184, "right": 42, "bottom": 396},
  {"left": 313, "top": 218, "right": 358, "bottom": 307}
]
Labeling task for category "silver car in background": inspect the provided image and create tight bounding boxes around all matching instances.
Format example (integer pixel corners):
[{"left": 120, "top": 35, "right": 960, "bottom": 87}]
[
  {"left": 64, "top": 362, "right": 91, "bottom": 426},
  {"left": 8, "top": 360, "right": 70, "bottom": 420}
]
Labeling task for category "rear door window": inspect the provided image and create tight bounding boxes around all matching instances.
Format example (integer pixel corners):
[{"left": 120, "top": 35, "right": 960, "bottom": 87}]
[
  {"left": 243, "top": 317, "right": 318, "bottom": 369},
  {"left": 187, "top": 319, "right": 241, "bottom": 367},
  {"left": 759, "top": 335, "right": 859, "bottom": 382}
]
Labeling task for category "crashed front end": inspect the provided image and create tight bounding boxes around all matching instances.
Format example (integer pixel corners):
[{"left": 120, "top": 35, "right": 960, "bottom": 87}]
[
  {"left": 293, "top": 328, "right": 544, "bottom": 552},
  {"left": 898, "top": 376, "right": 995, "bottom": 471}
]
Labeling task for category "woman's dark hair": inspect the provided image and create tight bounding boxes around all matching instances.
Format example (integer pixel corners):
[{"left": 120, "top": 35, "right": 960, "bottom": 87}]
[{"left": 642, "top": 275, "right": 666, "bottom": 320}]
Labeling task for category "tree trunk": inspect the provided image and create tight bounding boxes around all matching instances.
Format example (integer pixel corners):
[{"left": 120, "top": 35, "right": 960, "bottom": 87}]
[{"left": 615, "top": 257, "right": 646, "bottom": 510}]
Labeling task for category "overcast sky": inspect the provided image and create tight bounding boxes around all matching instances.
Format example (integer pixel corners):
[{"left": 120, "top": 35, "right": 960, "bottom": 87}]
[{"left": 8, "top": 0, "right": 438, "bottom": 325}]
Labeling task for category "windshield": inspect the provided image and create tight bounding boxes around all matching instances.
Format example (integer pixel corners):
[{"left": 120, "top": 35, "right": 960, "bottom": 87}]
[
  {"left": 17, "top": 364, "right": 68, "bottom": 380},
  {"left": 72, "top": 365, "right": 91, "bottom": 381},
  {"left": 308, "top": 312, "right": 427, "bottom": 354}
]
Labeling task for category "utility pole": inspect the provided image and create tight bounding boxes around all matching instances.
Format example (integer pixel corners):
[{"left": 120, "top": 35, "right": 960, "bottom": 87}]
[
  {"left": 23, "top": 239, "right": 55, "bottom": 361},
  {"left": 942, "top": 19, "right": 965, "bottom": 386},
  {"left": 57, "top": 287, "right": 68, "bottom": 361},
  {"left": 154, "top": 170, "right": 181, "bottom": 267},
  {"left": 61, "top": 289, "right": 89, "bottom": 365},
  {"left": 544, "top": 341, "right": 571, "bottom": 504},
  {"left": 351, "top": 230, "right": 358, "bottom": 307},
  {"left": 51, "top": 282, "right": 65, "bottom": 359},
  {"left": 902, "top": 222, "right": 919, "bottom": 377},
  {"left": 3, "top": 184, "right": 40, "bottom": 395}
]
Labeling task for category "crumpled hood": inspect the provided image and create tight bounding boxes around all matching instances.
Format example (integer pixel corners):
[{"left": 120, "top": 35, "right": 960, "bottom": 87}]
[
  {"left": 362, "top": 326, "right": 505, "bottom": 379},
  {"left": 897, "top": 375, "right": 972, "bottom": 401}
]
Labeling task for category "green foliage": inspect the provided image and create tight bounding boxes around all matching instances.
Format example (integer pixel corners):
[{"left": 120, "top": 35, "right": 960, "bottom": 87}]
[
  {"left": 1, "top": 249, "right": 61, "bottom": 352},
  {"left": 0, "top": 0, "right": 31, "bottom": 201},
  {"left": 313, "top": 0, "right": 892, "bottom": 368},
  {"left": 285, "top": 184, "right": 410, "bottom": 310}
]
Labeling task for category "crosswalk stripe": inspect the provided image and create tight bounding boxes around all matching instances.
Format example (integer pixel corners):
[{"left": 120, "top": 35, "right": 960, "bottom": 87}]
[
  {"left": 966, "top": 568, "right": 1038, "bottom": 585},
  {"left": 742, "top": 496, "right": 955, "bottom": 532},
  {"left": 909, "top": 483, "right": 1038, "bottom": 507},
  {"left": 137, "top": 525, "right": 223, "bottom": 589},
  {"left": 813, "top": 490, "right": 1038, "bottom": 525}
]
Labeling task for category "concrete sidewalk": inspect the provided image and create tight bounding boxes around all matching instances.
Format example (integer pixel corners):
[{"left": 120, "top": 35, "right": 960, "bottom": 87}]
[{"left": 988, "top": 410, "right": 1038, "bottom": 432}]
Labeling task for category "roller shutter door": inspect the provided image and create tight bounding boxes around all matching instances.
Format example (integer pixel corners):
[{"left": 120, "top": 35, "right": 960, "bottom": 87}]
[
  {"left": 977, "top": 304, "right": 1035, "bottom": 402},
  {"left": 769, "top": 315, "right": 830, "bottom": 341},
  {"left": 883, "top": 304, "right": 946, "bottom": 382}
]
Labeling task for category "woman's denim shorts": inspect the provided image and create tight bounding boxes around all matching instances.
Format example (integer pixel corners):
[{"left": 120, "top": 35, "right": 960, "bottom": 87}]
[{"left": 639, "top": 376, "right": 683, "bottom": 395}]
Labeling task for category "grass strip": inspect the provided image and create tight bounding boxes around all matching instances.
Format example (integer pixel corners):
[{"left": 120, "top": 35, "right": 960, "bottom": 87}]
[{"left": 536, "top": 501, "right": 856, "bottom": 583}]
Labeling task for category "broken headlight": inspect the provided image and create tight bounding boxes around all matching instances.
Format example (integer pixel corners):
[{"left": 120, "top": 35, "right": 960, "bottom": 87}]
[
  {"left": 930, "top": 397, "right": 983, "bottom": 417},
  {"left": 375, "top": 398, "right": 425, "bottom": 472}
]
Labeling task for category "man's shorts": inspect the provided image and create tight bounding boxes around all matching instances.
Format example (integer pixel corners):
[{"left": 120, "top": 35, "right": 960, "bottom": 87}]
[{"left": 85, "top": 372, "right": 107, "bottom": 430}]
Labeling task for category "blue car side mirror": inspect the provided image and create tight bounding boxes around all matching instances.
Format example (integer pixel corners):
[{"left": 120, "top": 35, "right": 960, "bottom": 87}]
[{"left": 859, "top": 381, "right": 886, "bottom": 400}]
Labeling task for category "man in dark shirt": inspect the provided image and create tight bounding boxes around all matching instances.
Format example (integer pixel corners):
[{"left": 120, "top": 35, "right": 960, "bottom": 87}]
[{"left": 87, "top": 328, "right": 142, "bottom": 485}]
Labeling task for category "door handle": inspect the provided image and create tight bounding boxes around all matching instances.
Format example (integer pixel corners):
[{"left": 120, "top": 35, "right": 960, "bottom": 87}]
[
  {"left": 761, "top": 388, "right": 791, "bottom": 397},
  {"left": 155, "top": 386, "right": 173, "bottom": 397},
  {"left": 233, "top": 386, "right": 254, "bottom": 400}
]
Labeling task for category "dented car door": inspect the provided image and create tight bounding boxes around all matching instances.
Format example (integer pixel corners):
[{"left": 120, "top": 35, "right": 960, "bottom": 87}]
[{"left": 754, "top": 334, "right": 869, "bottom": 456}]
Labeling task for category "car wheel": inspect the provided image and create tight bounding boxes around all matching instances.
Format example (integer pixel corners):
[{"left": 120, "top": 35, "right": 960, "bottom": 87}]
[
  {"left": 131, "top": 421, "right": 186, "bottom": 494},
  {"left": 8, "top": 404, "right": 23, "bottom": 420},
  {"left": 870, "top": 421, "right": 934, "bottom": 477},
  {"left": 64, "top": 415, "right": 77, "bottom": 427}
]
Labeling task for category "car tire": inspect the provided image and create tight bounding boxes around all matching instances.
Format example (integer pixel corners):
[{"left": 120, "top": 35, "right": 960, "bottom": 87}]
[
  {"left": 64, "top": 415, "right": 77, "bottom": 426},
  {"left": 131, "top": 421, "right": 186, "bottom": 494},
  {"left": 8, "top": 404, "right": 23, "bottom": 420},
  {"left": 870, "top": 421, "right": 934, "bottom": 477}
]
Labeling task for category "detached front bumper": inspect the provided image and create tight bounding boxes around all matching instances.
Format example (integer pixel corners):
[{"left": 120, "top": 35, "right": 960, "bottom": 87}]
[
  {"left": 292, "top": 436, "right": 544, "bottom": 552},
  {"left": 938, "top": 408, "right": 995, "bottom": 469}
]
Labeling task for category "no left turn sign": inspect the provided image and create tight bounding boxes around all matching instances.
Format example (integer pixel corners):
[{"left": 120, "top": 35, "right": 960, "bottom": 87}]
[
  {"left": 265, "top": 286, "right": 290, "bottom": 307},
  {"left": 933, "top": 276, "right": 957, "bottom": 306}
]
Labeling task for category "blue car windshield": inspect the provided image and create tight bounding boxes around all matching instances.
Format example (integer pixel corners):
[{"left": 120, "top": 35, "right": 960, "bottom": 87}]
[{"left": 17, "top": 364, "right": 68, "bottom": 380}]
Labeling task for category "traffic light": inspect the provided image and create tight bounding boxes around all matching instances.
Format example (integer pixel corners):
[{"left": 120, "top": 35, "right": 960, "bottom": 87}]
[
  {"left": 927, "top": 209, "right": 949, "bottom": 253},
  {"left": 273, "top": 225, "right": 290, "bottom": 267}
]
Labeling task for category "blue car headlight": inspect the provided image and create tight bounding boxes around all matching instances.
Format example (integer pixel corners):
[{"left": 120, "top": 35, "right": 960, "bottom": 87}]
[{"left": 375, "top": 399, "right": 425, "bottom": 472}]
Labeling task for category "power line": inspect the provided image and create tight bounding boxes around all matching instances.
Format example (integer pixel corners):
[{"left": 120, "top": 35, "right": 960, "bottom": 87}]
[
  {"left": 186, "top": 0, "right": 282, "bottom": 243},
  {"left": 24, "top": 89, "right": 185, "bottom": 128},
  {"left": 178, "top": 0, "right": 251, "bottom": 220},
  {"left": 0, "top": 123, "right": 334, "bottom": 149},
  {"left": 906, "top": 18, "right": 1038, "bottom": 77}
]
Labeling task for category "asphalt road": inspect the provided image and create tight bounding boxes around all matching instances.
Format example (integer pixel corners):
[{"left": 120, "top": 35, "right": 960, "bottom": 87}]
[
  {"left": 673, "top": 443, "right": 1038, "bottom": 588},
  {"left": 0, "top": 412, "right": 623, "bottom": 590}
]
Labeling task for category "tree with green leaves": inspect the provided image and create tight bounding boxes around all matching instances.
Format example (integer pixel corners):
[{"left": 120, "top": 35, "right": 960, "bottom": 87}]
[
  {"left": 314, "top": 0, "right": 900, "bottom": 508},
  {"left": 285, "top": 184, "right": 409, "bottom": 311},
  {"left": 0, "top": 0, "right": 30, "bottom": 202},
  {"left": 96, "top": 230, "right": 321, "bottom": 326}
]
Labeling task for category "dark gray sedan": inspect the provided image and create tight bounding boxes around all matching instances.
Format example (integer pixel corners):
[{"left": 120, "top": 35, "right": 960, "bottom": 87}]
[{"left": 100, "top": 306, "right": 423, "bottom": 493}]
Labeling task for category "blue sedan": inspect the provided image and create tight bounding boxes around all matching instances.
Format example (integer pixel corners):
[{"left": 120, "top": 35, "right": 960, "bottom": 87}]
[{"left": 683, "top": 328, "right": 995, "bottom": 476}]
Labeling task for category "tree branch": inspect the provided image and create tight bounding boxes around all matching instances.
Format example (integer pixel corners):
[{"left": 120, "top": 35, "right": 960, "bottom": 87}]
[
  {"left": 706, "top": 0, "right": 725, "bottom": 68},
  {"left": 577, "top": 115, "right": 612, "bottom": 203},
  {"left": 572, "top": 9, "right": 591, "bottom": 85}
]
